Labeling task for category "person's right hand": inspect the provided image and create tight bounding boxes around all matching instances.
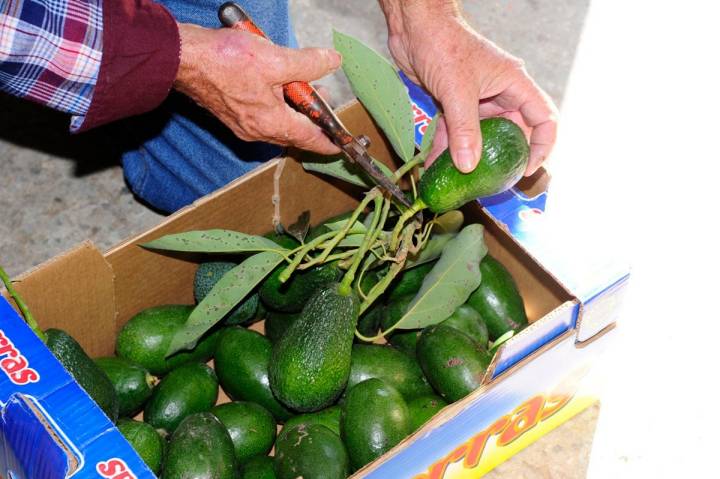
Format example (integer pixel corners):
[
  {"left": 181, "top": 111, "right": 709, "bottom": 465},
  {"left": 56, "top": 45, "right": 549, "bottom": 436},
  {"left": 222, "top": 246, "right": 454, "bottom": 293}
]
[{"left": 174, "top": 23, "right": 342, "bottom": 155}]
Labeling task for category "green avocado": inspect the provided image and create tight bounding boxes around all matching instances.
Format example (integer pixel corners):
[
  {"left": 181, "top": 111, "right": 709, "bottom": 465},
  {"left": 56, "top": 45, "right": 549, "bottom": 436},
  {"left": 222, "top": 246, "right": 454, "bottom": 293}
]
[
  {"left": 45, "top": 328, "right": 119, "bottom": 423},
  {"left": 441, "top": 304, "right": 489, "bottom": 347},
  {"left": 274, "top": 423, "right": 349, "bottom": 479},
  {"left": 238, "top": 455, "right": 276, "bottom": 479},
  {"left": 211, "top": 401, "right": 277, "bottom": 465},
  {"left": 143, "top": 362, "right": 218, "bottom": 434},
  {"left": 259, "top": 261, "right": 342, "bottom": 313},
  {"left": 347, "top": 344, "right": 433, "bottom": 400},
  {"left": 381, "top": 295, "right": 422, "bottom": 357},
  {"left": 163, "top": 412, "right": 236, "bottom": 479},
  {"left": 263, "top": 310, "right": 300, "bottom": 344},
  {"left": 194, "top": 261, "right": 260, "bottom": 325},
  {"left": 282, "top": 405, "right": 342, "bottom": 437},
  {"left": 466, "top": 255, "right": 528, "bottom": 340},
  {"left": 270, "top": 283, "right": 359, "bottom": 412},
  {"left": 416, "top": 325, "right": 492, "bottom": 402},
  {"left": 214, "top": 327, "right": 293, "bottom": 422},
  {"left": 115, "top": 305, "right": 221, "bottom": 376},
  {"left": 407, "top": 394, "right": 448, "bottom": 432},
  {"left": 387, "top": 262, "right": 435, "bottom": 301},
  {"left": 95, "top": 356, "right": 156, "bottom": 417},
  {"left": 418, "top": 117, "right": 529, "bottom": 213},
  {"left": 116, "top": 419, "right": 165, "bottom": 474},
  {"left": 341, "top": 378, "right": 411, "bottom": 470}
]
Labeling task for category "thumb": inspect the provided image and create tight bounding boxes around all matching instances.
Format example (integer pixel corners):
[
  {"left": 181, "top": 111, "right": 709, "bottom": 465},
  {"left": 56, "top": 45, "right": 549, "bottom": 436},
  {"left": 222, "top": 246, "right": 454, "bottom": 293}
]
[
  {"left": 442, "top": 98, "right": 482, "bottom": 173},
  {"left": 281, "top": 47, "right": 342, "bottom": 82}
]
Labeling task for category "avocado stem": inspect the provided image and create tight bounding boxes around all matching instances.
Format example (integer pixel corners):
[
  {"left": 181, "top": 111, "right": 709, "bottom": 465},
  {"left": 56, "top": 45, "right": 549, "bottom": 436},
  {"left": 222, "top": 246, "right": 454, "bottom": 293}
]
[
  {"left": 390, "top": 199, "right": 426, "bottom": 251},
  {"left": 340, "top": 196, "right": 386, "bottom": 292},
  {"left": 278, "top": 231, "right": 337, "bottom": 283},
  {"left": 0, "top": 265, "right": 47, "bottom": 343}
]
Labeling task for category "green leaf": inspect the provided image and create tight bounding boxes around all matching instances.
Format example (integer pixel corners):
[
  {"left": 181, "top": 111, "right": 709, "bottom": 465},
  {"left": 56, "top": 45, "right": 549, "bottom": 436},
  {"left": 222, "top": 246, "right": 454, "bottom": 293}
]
[
  {"left": 333, "top": 30, "right": 415, "bottom": 162},
  {"left": 394, "top": 224, "right": 487, "bottom": 329},
  {"left": 325, "top": 218, "right": 367, "bottom": 234},
  {"left": 405, "top": 233, "right": 455, "bottom": 269},
  {"left": 301, "top": 152, "right": 394, "bottom": 188},
  {"left": 142, "top": 230, "right": 286, "bottom": 254},
  {"left": 336, "top": 234, "right": 366, "bottom": 248},
  {"left": 166, "top": 251, "right": 284, "bottom": 356},
  {"left": 418, "top": 114, "right": 440, "bottom": 160}
]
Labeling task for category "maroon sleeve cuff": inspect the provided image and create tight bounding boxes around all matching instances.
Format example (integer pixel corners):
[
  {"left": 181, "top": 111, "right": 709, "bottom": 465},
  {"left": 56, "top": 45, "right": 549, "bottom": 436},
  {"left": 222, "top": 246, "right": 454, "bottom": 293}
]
[{"left": 76, "top": 0, "right": 180, "bottom": 132}]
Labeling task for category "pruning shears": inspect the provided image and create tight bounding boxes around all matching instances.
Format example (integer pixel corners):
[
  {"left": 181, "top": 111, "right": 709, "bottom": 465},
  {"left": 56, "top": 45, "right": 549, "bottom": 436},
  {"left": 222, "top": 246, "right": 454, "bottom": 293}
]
[{"left": 218, "top": 2, "right": 412, "bottom": 209}]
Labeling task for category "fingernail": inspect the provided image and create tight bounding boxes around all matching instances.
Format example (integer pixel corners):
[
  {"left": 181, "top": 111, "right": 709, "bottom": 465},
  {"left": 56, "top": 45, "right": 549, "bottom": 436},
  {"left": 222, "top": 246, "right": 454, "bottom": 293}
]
[{"left": 456, "top": 148, "right": 477, "bottom": 173}]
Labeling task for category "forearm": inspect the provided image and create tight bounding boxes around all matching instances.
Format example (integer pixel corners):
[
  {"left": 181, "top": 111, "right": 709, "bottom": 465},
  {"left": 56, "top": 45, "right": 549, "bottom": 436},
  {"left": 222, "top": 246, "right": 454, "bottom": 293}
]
[{"left": 377, "top": 0, "right": 462, "bottom": 37}]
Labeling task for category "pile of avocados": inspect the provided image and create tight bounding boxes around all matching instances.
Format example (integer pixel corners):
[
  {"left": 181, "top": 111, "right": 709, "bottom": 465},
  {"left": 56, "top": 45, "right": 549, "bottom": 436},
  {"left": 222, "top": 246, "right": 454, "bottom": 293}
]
[{"left": 48, "top": 219, "right": 528, "bottom": 479}]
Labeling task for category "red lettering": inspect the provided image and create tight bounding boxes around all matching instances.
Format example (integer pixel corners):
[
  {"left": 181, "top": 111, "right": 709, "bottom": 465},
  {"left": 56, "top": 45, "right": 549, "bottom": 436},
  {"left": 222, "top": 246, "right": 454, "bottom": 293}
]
[
  {"left": 97, "top": 459, "right": 125, "bottom": 477},
  {"left": 497, "top": 395, "right": 545, "bottom": 446},
  {"left": 96, "top": 459, "right": 137, "bottom": 479},
  {"left": 540, "top": 394, "right": 572, "bottom": 421},
  {"left": 463, "top": 415, "right": 510, "bottom": 468},
  {"left": 426, "top": 444, "right": 467, "bottom": 479},
  {"left": 0, "top": 329, "right": 40, "bottom": 385},
  {"left": 10, "top": 368, "right": 39, "bottom": 385}
]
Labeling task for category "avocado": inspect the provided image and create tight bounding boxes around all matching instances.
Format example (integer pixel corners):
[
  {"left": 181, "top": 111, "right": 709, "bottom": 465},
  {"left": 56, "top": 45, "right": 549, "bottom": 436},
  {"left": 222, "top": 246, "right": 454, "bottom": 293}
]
[
  {"left": 194, "top": 261, "right": 260, "bottom": 325},
  {"left": 274, "top": 423, "right": 349, "bottom": 479},
  {"left": 407, "top": 394, "right": 448, "bottom": 432},
  {"left": 259, "top": 261, "right": 342, "bottom": 313},
  {"left": 341, "top": 378, "right": 411, "bottom": 470},
  {"left": 381, "top": 295, "right": 422, "bottom": 357},
  {"left": 143, "top": 362, "right": 218, "bottom": 434},
  {"left": 164, "top": 412, "right": 236, "bottom": 479},
  {"left": 416, "top": 325, "right": 492, "bottom": 402},
  {"left": 418, "top": 117, "right": 529, "bottom": 213},
  {"left": 355, "top": 302, "right": 383, "bottom": 343},
  {"left": 282, "top": 405, "right": 342, "bottom": 437},
  {"left": 387, "top": 262, "right": 435, "bottom": 301},
  {"left": 116, "top": 419, "right": 165, "bottom": 475},
  {"left": 45, "top": 329, "right": 119, "bottom": 423},
  {"left": 211, "top": 401, "right": 277, "bottom": 465},
  {"left": 116, "top": 305, "right": 221, "bottom": 376},
  {"left": 347, "top": 344, "right": 433, "bottom": 400},
  {"left": 441, "top": 304, "right": 489, "bottom": 347},
  {"left": 95, "top": 356, "right": 156, "bottom": 417},
  {"left": 214, "top": 327, "right": 293, "bottom": 422},
  {"left": 466, "top": 255, "right": 528, "bottom": 340},
  {"left": 270, "top": 283, "right": 359, "bottom": 412},
  {"left": 239, "top": 455, "right": 276, "bottom": 479},
  {"left": 263, "top": 310, "right": 300, "bottom": 344}
]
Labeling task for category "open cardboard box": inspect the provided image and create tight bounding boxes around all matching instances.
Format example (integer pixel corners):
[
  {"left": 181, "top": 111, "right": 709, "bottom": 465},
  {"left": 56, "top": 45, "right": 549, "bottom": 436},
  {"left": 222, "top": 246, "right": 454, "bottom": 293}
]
[{"left": 0, "top": 101, "right": 627, "bottom": 478}]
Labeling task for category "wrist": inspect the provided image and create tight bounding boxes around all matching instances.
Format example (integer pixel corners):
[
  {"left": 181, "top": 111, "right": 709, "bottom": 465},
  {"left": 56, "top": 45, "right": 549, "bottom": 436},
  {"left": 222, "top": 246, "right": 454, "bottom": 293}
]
[
  {"left": 383, "top": 0, "right": 462, "bottom": 39},
  {"left": 174, "top": 23, "right": 206, "bottom": 94}
]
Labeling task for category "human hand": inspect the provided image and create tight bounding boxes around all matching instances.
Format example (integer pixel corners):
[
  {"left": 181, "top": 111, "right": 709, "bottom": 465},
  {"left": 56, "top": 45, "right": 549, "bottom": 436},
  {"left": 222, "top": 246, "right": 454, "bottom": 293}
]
[
  {"left": 174, "top": 23, "right": 342, "bottom": 155},
  {"left": 382, "top": 4, "right": 557, "bottom": 175}
]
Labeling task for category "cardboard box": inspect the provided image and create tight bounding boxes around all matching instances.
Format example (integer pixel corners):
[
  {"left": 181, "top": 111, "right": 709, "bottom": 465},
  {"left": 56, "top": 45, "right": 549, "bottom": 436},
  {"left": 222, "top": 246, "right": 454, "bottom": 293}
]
[{"left": 0, "top": 101, "right": 628, "bottom": 479}]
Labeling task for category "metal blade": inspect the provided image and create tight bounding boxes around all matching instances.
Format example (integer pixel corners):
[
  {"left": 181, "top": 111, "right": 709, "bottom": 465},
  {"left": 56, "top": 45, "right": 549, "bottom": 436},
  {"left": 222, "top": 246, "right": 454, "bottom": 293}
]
[{"left": 341, "top": 145, "right": 413, "bottom": 209}]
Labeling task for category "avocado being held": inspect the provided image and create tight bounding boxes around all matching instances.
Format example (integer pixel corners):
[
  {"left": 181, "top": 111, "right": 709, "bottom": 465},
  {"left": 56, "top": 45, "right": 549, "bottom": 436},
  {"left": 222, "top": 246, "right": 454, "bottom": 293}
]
[
  {"left": 416, "top": 325, "right": 492, "bottom": 402},
  {"left": 466, "top": 255, "right": 528, "bottom": 340},
  {"left": 194, "top": 261, "right": 259, "bottom": 325},
  {"left": 164, "top": 412, "right": 236, "bottom": 479},
  {"left": 95, "top": 356, "right": 156, "bottom": 417},
  {"left": 144, "top": 362, "right": 218, "bottom": 434},
  {"left": 45, "top": 328, "right": 119, "bottom": 422},
  {"left": 270, "top": 283, "right": 359, "bottom": 412},
  {"left": 274, "top": 423, "right": 349, "bottom": 479},
  {"left": 116, "top": 419, "right": 165, "bottom": 475},
  {"left": 116, "top": 305, "right": 221, "bottom": 376},
  {"left": 341, "top": 378, "right": 411, "bottom": 470},
  {"left": 214, "top": 327, "right": 293, "bottom": 421},
  {"left": 418, "top": 117, "right": 529, "bottom": 213},
  {"left": 211, "top": 401, "right": 277, "bottom": 465}
]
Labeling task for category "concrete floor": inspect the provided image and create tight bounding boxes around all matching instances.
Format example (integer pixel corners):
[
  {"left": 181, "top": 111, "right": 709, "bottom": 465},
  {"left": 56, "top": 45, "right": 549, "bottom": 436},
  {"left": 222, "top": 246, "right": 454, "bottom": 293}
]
[{"left": 0, "top": 0, "right": 592, "bottom": 476}]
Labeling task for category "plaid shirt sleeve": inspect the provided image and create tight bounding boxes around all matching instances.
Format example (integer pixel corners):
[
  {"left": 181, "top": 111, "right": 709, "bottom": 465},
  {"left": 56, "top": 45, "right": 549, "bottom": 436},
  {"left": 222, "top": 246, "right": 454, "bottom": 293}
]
[{"left": 0, "top": 0, "right": 103, "bottom": 131}]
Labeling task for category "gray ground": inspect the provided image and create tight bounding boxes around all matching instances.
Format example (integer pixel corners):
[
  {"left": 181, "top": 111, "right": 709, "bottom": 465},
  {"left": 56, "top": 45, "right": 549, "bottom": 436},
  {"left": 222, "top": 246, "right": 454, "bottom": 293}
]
[{"left": 0, "top": 0, "right": 593, "bottom": 476}]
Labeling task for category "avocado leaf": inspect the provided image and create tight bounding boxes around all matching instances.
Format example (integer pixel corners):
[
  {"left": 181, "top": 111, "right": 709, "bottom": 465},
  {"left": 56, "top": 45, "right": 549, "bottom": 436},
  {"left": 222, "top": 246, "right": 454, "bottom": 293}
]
[
  {"left": 393, "top": 224, "right": 487, "bottom": 330},
  {"left": 166, "top": 251, "right": 285, "bottom": 356},
  {"left": 333, "top": 30, "right": 415, "bottom": 163},
  {"left": 142, "top": 230, "right": 289, "bottom": 254},
  {"left": 301, "top": 151, "right": 394, "bottom": 188}
]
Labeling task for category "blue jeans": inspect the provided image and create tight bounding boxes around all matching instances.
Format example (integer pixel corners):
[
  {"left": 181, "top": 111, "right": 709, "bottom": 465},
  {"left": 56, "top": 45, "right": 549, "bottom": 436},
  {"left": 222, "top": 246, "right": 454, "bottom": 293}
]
[{"left": 120, "top": 0, "right": 296, "bottom": 213}]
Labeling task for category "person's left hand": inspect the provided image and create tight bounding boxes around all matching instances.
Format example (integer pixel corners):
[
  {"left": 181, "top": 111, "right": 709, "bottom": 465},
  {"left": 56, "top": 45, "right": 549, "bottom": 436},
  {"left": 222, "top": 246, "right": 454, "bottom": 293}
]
[{"left": 385, "top": 8, "right": 558, "bottom": 176}]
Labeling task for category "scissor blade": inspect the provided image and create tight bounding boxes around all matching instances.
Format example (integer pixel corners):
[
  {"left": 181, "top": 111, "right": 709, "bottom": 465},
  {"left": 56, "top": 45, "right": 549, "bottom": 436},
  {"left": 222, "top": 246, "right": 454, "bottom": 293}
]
[{"left": 345, "top": 150, "right": 413, "bottom": 209}]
